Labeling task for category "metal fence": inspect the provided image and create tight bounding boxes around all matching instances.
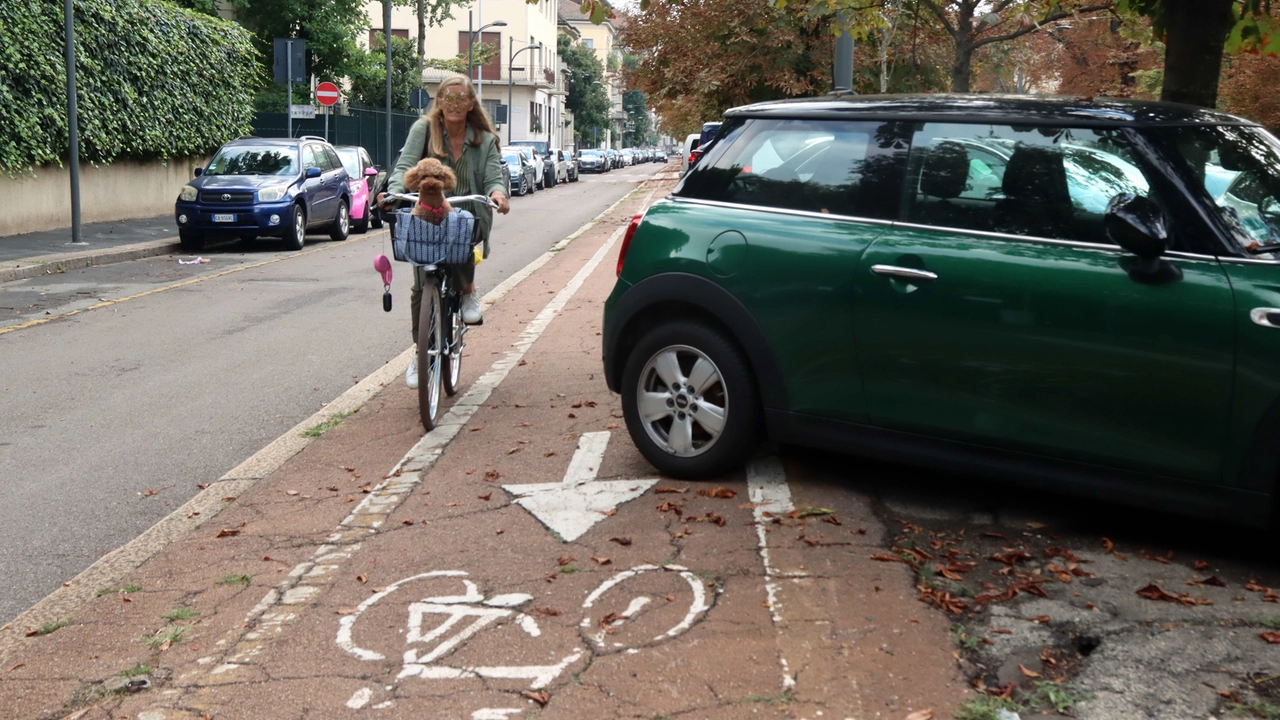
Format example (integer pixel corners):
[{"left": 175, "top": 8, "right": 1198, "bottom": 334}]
[{"left": 251, "top": 106, "right": 423, "bottom": 169}]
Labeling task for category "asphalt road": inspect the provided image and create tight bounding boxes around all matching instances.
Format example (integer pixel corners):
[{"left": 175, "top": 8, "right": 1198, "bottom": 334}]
[{"left": 0, "top": 162, "right": 666, "bottom": 624}]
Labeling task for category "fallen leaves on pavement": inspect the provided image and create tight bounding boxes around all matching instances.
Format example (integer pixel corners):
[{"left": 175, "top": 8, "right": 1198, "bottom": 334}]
[
  {"left": 521, "top": 690, "right": 549, "bottom": 706},
  {"left": 1259, "top": 631, "right": 1280, "bottom": 644},
  {"left": 1136, "top": 583, "right": 1213, "bottom": 606},
  {"left": 609, "top": 537, "right": 632, "bottom": 546},
  {"left": 592, "top": 557, "right": 612, "bottom": 565},
  {"left": 1187, "top": 576, "right": 1227, "bottom": 587},
  {"left": 918, "top": 586, "right": 968, "bottom": 614},
  {"left": 697, "top": 487, "right": 736, "bottom": 499},
  {"left": 654, "top": 486, "right": 687, "bottom": 494},
  {"left": 904, "top": 711, "right": 934, "bottom": 720},
  {"left": 1019, "top": 664, "right": 1041, "bottom": 678},
  {"left": 215, "top": 528, "right": 240, "bottom": 538}
]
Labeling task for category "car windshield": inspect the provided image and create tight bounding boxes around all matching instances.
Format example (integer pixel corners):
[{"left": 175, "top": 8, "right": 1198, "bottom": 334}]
[
  {"left": 335, "top": 148, "right": 362, "bottom": 178},
  {"left": 503, "top": 153, "right": 521, "bottom": 166},
  {"left": 582, "top": 150, "right": 601, "bottom": 157},
  {"left": 1152, "top": 125, "right": 1280, "bottom": 252},
  {"left": 205, "top": 145, "right": 298, "bottom": 176}
]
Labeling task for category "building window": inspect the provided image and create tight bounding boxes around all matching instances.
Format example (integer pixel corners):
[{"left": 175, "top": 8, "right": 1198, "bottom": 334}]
[
  {"left": 482, "top": 99, "right": 500, "bottom": 124},
  {"left": 583, "top": 38, "right": 594, "bottom": 48}
]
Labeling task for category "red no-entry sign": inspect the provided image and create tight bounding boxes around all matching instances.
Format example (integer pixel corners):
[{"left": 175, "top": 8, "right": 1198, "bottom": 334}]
[{"left": 315, "top": 81, "right": 340, "bottom": 107}]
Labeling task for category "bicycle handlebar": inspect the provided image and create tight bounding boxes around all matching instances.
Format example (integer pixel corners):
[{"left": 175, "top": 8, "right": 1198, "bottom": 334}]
[{"left": 382, "top": 192, "right": 499, "bottom": 209}]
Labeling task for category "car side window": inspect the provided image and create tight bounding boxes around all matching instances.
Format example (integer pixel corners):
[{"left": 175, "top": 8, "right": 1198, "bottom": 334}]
[
  {"left": 905, "top": 123, "right": 1155, "bottom": 245},
  {"left": 678, "top": 118, "right": 912, "bottom": 220},
  {"left": 321, "top": 146, "right": 341, "bottom": 173},
  {"left": 302, "top": 145, "right": 320, "bottom": 171}
]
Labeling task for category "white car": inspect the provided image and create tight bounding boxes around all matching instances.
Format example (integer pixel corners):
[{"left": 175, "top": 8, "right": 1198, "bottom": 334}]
[
  {"left": 681, "top": 133, "right": 700, "bottom": 175},
  {"left": 513, "top": 147, "right": 544, "bottom": 192}
]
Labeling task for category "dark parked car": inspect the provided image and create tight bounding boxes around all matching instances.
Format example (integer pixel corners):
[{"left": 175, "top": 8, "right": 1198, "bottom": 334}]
[
  {"left": 175, "top": 136, "right": 351, "bottom": 252},
  {"left": 604, "top": 94, "right": 1280, "bottom": 525}
]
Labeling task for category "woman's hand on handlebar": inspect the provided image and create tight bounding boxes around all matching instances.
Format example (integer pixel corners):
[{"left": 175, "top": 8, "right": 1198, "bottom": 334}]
[{"left": 490, "top": 190, "right": 510, "bottom": 215}]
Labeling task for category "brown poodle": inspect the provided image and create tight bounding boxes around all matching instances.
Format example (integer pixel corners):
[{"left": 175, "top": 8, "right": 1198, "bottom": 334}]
[{"left": 403, "top": 158, "right": 456, "bottom": 225}]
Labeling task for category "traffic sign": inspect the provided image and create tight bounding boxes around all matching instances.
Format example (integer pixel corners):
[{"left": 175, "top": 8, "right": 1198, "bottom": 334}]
[
  {"left": 289, "top": 104, "right": 316, "bottom": 119},
  {"left": 315, "top": 81, "right": 340, "bottom": 107}
]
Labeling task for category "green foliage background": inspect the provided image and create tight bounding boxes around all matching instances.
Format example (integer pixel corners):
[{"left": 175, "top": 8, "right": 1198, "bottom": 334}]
[{"left": 0, "top": 0, "right": 257, "bottom": 174}]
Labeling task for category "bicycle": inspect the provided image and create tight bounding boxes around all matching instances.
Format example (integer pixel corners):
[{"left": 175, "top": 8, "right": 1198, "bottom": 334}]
[{"left": 384, "top": 193, "right": 498, "bottom": 431}]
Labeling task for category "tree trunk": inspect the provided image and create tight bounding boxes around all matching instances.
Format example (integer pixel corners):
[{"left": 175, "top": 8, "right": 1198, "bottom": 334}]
[
  {"left": 952, "top": 40, "right": 973, "bottom": 92},
  {"left": 416, "top": 0, "right": 426, "bottom": 58},
  {"left": 1160, "top": 0, "right": 1234, "bottom": 107}
]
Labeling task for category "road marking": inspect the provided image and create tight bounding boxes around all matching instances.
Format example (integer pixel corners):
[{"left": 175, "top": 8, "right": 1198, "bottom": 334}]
[
  {"left": 0, "top": 231, "right": 385, "bottom": 337},
  {"left": 747, "top": 456, "right": 799, "bottom": 690},
  {"left": 473, "top": 711, "right": 523, "bottom": 720},
  {"left": 503, "top": 431, "right": 658, "bottom": 542},
  {"left": 179, "top": 202, "right": 633, "bottom": 692},
  {"left": 0, "top": 179, "right": 670, "bottom": 668}
]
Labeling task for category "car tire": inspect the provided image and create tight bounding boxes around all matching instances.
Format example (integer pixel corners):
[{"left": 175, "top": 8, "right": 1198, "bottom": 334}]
[
  {"left": 353, "top": 210, "right": 369, "bottom": 234},
  {"left": 546, "top": 171, "right": 557, "bottom": 188},
  {"left": 620, "top": 321, "right": 759, "bottom": 479},
  {"left": 283, "top": 204, "right": 306, "bottom": 250},
  {"left": 329, "top": 200, "right": 350, "bottom": 242},
  {"left": 179, "top": 229, "right": 205, "bottom": 253}
]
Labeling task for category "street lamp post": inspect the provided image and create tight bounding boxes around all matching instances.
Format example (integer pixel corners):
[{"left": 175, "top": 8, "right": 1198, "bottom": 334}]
[
  {"left": 467, "top": 13, "right": 507, "bottom": 101},
  {"left": 507, "top": 39, "right": 541, "bottom": 145}
]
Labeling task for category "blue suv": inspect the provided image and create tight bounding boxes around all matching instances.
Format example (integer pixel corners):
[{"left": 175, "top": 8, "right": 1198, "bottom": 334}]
[{"left": 174, "top": 136, "right": 351, "bottom": 252}]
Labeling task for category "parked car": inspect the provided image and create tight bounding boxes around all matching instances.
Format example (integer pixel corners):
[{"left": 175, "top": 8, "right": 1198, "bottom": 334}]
[
  {"left": 680, "top": 133, "right": 700, "bottom": 175},
  {"left": 604, "top": 93, "right": 1280, "bottom": 525},
  {"left": 512, "top": 146, "right": 544, "bottom": 191},
  {"left": 685, "top": 121, "right": 723, "bottom": 173},
  {"left": 542, "top": 150, "right": 568, "bottom": 187},
  {"left": 503, "top": 150, "right": 535, "bottom": 196},
  {"left": 579, "top": 149, "right": 608, "bottom": 173},
  {"left": 605, "top": 149, "right": 620, "bottom": 170},
  {"left": 334, "top": 145, "right": 383, "bottom": 234},
  {"left": 175, "top": 136, "right": 351, "bottom": 252},
  {"left": 557, "top": 149, "right": 579, "bottom": 182}
]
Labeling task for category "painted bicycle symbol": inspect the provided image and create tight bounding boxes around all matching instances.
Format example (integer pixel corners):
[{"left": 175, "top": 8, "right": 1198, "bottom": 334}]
[{"left": 337, "top": 565, "right": 711, "bottom": 693}]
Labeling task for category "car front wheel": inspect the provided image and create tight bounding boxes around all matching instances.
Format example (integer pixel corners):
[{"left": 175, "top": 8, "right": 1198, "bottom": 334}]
[
  {"left": 283, "top": 204, "right": 306, "bottom": 250},
  {"left": 620, "top": 321, "right": 759, "bottom": 479}
]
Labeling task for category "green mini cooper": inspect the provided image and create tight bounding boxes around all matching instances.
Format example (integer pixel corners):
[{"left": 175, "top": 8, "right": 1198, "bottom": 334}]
[{"left": 603, "top": 94, "right": 1280, "bottom": 524}]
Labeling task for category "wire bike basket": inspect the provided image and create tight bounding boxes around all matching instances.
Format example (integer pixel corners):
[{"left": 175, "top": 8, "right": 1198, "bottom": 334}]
[{"left": 392, "top": 209, "right": 476, "bottom": 266}]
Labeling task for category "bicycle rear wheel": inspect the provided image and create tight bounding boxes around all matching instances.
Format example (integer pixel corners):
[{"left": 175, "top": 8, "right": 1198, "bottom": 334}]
[
  {"left": 418, "top": 275, "right": 444, "bottom": 430},
  {"left": 442, "top": 292, "right": 463, "bottom": 397}
]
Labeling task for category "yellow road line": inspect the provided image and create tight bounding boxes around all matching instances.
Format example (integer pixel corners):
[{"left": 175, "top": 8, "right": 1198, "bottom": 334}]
[{"left": 0, "top": 229, "right": 389, "bottom": 338}]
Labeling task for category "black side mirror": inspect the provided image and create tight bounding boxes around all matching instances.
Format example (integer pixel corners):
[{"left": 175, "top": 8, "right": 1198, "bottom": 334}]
[{"left": 1106, "top": 194, "right": 1180, "bottom": 284}]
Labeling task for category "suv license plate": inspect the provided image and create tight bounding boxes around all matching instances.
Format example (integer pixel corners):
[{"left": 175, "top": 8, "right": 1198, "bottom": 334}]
[{"left": 212, "top": 214, "right": 236, "bottom": 223}]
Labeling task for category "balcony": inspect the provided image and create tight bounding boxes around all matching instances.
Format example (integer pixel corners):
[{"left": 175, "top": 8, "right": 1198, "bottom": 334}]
[{"left": 422, "top": 65, "right": 557, "bottom": 88}]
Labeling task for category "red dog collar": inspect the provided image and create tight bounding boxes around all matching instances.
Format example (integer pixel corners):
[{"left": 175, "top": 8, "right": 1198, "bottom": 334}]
[{"left": 418, "top": 199, "right": 445, "bottom": 214}]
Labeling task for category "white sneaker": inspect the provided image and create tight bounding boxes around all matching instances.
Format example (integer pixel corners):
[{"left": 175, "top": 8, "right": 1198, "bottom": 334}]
[
  {"left": 406, "top": 354, "right": 419, "bottom": 389},
  {"left": 461, "top": 293, "right": 483, "bottom": 325}
]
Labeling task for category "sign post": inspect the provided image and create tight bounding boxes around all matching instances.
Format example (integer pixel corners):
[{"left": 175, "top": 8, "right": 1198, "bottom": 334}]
[
  {"left": 274, "top": 38, "right": 306, "bottom": 137},
  {"left": 315, "top": 81, "right": 340, "bottom": 142}
]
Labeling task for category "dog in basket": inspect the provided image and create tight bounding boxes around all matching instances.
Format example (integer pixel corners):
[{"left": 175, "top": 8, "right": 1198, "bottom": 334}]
[{"left": 403, "top": 158, "right": 456, "bottom": 226}]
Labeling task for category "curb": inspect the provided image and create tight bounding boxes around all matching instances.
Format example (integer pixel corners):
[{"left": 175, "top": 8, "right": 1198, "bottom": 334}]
[
  {"left": 0, "top": 177, "right": 669, "bottom": 666},
  {"left": 0, "top": 238, "right": 182, "bottom": 284}
]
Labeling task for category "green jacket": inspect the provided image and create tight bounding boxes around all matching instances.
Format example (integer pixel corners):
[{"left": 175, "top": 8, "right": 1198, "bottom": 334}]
[{"left": 388, "top": 118, "right": 506, "bottom": 256}]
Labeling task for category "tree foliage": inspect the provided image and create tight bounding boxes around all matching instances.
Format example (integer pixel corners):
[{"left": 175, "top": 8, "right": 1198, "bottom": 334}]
[
  {"left": 228, "top": 0, "right": 369, "bottom": 85},
  {"left": 0, "top": 0, "right": 257, "bottom": 174},
  {"left": 619, "top": 0, "right": 834, "bottom": 139},
  {"left": 622, "top": 89, "right": 651, "bottom": 146},
  {"left": 558, "top": 34, "right": 610, "bottom": 147},
  {"left": 348, "top": 35, "right": 423, "bottom": 111}
]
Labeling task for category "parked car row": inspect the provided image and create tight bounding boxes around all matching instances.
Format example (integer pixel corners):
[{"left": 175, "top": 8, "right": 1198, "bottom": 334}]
[
  {"left": 576, "top": 147, "right": 668, "bottom": 174},
  {"left": 174, "top": 135, "right": 590, "bottom": 251}
]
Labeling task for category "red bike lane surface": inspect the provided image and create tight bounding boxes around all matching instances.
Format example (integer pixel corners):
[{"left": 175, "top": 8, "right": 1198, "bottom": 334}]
[{"left": 0, "top": 180, "right": 966, "bottom": 720}]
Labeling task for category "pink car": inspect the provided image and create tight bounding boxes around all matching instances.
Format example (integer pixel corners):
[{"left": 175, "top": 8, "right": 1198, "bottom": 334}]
[{"left": 335, "top": 146, "right": 385, "bottom": 233}]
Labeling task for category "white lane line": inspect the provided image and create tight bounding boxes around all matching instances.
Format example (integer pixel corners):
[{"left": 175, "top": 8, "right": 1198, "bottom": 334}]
[
  {"left": 182, "top": 201, "right": 639, "bottom": 688},
  {"left": 747, "top": 456, "right": 798, "bottom": 690}
]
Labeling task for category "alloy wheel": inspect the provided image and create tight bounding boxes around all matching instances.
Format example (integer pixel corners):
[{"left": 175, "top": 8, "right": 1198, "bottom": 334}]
[{"left": 635, "top": 345, "right": 727, "bottom": 457}]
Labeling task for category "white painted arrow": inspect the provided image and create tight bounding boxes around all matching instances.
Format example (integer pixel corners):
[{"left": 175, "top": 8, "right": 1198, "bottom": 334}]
[{"left": 502, "top": 431, "right": 656, "bottom": 542}]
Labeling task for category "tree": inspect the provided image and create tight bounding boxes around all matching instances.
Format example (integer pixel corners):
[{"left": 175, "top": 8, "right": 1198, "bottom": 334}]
[
  {"left": 391, "top": 0, "right": 462, "bottom": 59},
  {"left": 622, "top": 89, "right": 651, "bottom": 145},
  {"left": 1119, "top": 0, "right": 1277, "bottom": 108},
  {"left": 558, "top": 34, "right": 610, "bottom": 147},
  {"left": 228, "top": 0, "right": 369, "bottom": 83},
  {"left": 619, "top": 0, "right": 834, "bottom": 139},
  {"left": 169, "top": 0, "right": 220, "bottom": 15},
  {"left": 349, "top": 35, "right": 423, "bottom": 111}
]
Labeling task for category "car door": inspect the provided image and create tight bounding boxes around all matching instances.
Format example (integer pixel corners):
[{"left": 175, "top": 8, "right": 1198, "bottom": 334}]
[
  {"left": 853, "top": 121, "right": 1235, "bottom": 484},
  {"left": 321, "top": 145, "right": 347, "bottom": 220},
  {"left": 300, "top": 144, "right": 330, "bottom": 222},
  {"left": 675, "top": 117, "right": 911, "bottom": 421}
]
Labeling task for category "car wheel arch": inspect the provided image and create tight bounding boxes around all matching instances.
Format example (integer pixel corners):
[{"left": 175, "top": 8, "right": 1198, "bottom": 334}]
[{"left": 605, "top": 272, "right": 788, "bottom": 412}]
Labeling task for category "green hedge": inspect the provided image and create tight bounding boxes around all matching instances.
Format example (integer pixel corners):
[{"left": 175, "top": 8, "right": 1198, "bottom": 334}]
[{"left": 0, "top": 0, "right": 259, "bottom": 174}]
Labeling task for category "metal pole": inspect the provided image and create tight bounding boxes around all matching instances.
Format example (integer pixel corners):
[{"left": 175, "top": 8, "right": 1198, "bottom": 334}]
[
  {"left": 834, "top": 13, "right": 854, "bottom": 92},
  {"left": 384, "top": 0, "right": 393, "bottom": 173},
  {"left": 324, "top": 104, "right": 328, "bottom": 142},
  {"left": 477, "top": 0, "right": 483, "bottom": 100},
  {"left": 63, "top": 0, "right": 82, "bottom": 244},
  {"left": 468, "top": 11, "right": 474, "bottom": 90},
  {"left": 507, "top": 37, "right": 513, "bottom": 145},
  {"left": 286, "top": 39, "right": 293, "bottom": 138}
]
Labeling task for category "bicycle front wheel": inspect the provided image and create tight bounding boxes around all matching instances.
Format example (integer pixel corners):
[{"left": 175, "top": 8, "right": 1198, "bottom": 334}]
[
  {"left": 418, "top": 275, "right": 444, "bottom": 430},
  {"left": 442, "top": 292, "right": 463, "bottom": 397}
]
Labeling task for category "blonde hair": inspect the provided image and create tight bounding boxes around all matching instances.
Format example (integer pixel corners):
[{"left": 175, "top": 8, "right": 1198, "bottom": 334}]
[{"left": 425, "top": 74, "right": 500, "bottom": 160}]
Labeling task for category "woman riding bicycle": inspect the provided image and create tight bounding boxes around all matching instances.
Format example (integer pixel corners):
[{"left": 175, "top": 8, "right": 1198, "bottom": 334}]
[{"left": 380, "top": 74, "right": 510, "bottom": 389}]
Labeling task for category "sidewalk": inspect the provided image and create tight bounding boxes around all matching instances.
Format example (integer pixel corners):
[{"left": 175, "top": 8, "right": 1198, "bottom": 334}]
[
  {"left": 0, "top": 215, "right": 181, "bottom": 284},
  {"left": 0, "top": 177, "right": 965, "bottom": 720}
]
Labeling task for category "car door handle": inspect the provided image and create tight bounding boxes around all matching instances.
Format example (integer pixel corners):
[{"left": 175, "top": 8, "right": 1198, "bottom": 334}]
[
  {"left": 1250, "top": 308, "right": 1280, "bottom": 328},
  {"left": 871, "top": 265, "right": 938, "bottom": 282}
]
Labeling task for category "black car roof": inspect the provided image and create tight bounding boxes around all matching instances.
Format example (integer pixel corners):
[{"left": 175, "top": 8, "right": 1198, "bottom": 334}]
[{"left": 725, "top": 93, "right": 1258, "bottom": 128}]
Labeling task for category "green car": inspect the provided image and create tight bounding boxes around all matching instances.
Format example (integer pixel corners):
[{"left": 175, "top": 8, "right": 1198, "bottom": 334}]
[{"left": 602, "top": 94, "right": 1280, "bottom": 524}]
